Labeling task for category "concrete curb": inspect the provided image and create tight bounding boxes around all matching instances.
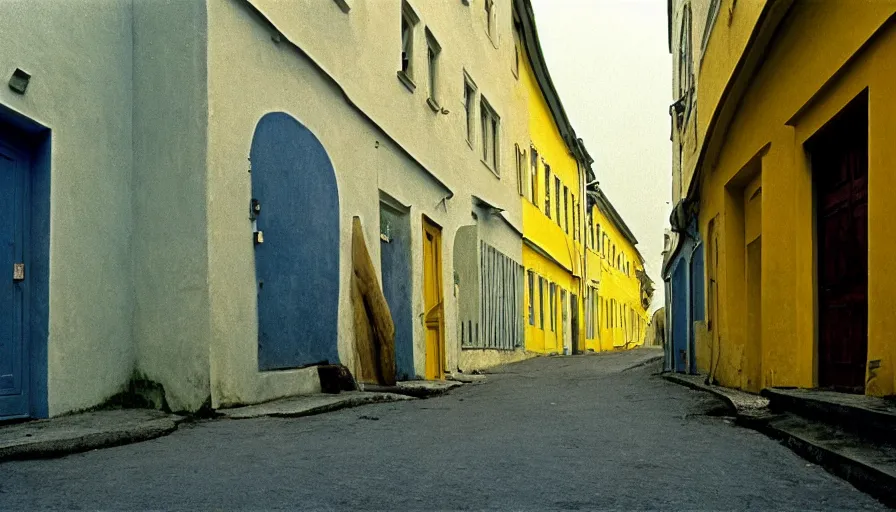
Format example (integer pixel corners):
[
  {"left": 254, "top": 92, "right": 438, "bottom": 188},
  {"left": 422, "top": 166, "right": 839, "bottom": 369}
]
[
  {"left": 360, "top": 381, "right": 464, "bottom": 399},
  {"left": 220, "top": 392, "right": 414, "bottom": 420},
  {"left": 662, "top": 374, "right": 896, "bottom": 505},
  {"left": 621, "top": 354, "right": 664, "bottom": 372},
  {"left": 756, "top": 420, "right": 896, "bottom": 508},
  {"left": 0, "top": 413, "right": 183, "bottom": 463},
  {"left": 661, "top": 373, "right": 738, "bottom": 415}
]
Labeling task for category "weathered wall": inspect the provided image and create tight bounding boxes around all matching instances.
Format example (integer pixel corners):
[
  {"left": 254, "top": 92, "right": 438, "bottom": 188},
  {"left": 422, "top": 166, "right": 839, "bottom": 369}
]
[
  {"left": 0, "top": 0, "right": 136, "bottom": 415},
  {"left": 132, "top": 0, "right": 211, "bottom": 412},
  {"left": 206, "top": 0, "right": 476, "bottom": 405},
  {"left": 696, "top": 3, "right": 896, "bottom": 395}
]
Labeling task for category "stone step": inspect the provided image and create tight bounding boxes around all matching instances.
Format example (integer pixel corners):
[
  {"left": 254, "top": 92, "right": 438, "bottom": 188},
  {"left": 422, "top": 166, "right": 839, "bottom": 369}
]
[
  {"left": 761, "top": 387, "right": 896, "bottom": 443},
  {"left": 758, "top": 412, "right": 896, "bottom": 507}
]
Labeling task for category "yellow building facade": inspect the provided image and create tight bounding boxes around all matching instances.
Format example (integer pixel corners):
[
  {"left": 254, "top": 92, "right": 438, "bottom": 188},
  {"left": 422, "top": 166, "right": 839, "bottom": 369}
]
[
  {"left": 583, "top": 189, "right": 650, "bottom": 352},
  {"left": 676, "top": 0, "right": 896, "bottom": 395},
  {"left": 515, "top": 6, "right": 590, "bottom": 355}
]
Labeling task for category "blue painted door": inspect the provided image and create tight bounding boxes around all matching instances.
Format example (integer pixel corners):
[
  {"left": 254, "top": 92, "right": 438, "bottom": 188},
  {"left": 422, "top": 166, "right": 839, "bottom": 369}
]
[
  {"left": 0, "top": 143, "right": 28, "bottom": 419},
  {"left": 379, "top": 203, "right": 414, "bottom": 381},
  {"left": 671, "top": 260, "right": 689, "bottom": 373},
  {"left": 251, "top": 113, "right": 339, "bottom": 371}
]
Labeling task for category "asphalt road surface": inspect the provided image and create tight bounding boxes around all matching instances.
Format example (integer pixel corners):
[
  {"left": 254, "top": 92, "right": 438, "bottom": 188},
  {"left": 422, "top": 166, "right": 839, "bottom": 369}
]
[{"left": 0, "top": 349, "right": 884, "bottom": 510}]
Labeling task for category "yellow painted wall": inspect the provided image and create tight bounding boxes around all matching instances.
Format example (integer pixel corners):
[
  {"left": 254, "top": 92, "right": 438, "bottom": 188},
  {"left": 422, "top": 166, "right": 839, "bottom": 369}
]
[
  {"left": 519, "top": 44, "right": 584, "bottom": 354},
  {"left": 583, "top": 203, "right": 649, "bottom": 352},
  {"left": 694, "top": 3, "right": 896, "bottom": 395}
]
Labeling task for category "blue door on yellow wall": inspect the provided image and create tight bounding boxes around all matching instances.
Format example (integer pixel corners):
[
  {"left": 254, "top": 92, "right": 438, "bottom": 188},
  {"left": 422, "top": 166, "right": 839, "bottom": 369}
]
[
  {"left": 1, "top": 142, "right": 29, "bottom": 419},
  {"left": 251, "top": 113, "right": 339, "bottom": 371}
]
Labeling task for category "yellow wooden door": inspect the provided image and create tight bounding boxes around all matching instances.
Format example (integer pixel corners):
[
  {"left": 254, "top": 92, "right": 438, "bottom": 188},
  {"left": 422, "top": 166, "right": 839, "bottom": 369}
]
[{"left": 422, "top": 217, "right": 445, "bottom": 380}]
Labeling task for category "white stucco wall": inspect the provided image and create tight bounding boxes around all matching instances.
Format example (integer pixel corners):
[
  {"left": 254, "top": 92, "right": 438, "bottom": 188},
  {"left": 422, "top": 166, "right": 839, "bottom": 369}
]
[
  {"left": 206, "top": 0, "right": 462, "bottom": 406},
  {"left": 132, "top": 0, "right": 211, "bottom": 412},
  {"left": 0, "top": 0, "right": 135, "bottom": 415},
  {"left": 201, "top": 0, "right": 529, "bottom": 406}
]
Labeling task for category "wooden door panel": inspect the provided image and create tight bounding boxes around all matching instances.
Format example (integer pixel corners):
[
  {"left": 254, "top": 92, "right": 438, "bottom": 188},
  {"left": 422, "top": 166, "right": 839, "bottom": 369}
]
[{"left": 813, "top": 95, "right": 868, "bottom": 393}]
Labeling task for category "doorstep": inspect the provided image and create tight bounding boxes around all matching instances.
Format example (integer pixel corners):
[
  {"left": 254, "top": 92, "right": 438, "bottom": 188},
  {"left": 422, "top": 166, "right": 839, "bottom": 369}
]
[
  {"left": 0, "top": 409, "right": 185, "bottom": 463},
  {"left": 761, "top": 387, "right": 896, "bottom": 442},
  {"left": 219, "top": 391, "right": 415, "bottom": 419},
  {"left": 359, "top": 380, "right": 464, "bottom": 398}
]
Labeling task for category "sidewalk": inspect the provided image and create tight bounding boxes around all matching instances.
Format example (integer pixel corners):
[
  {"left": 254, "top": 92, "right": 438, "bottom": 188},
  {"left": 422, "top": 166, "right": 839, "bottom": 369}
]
[
  {"left": 0, "top": 409, "right": 185, "bottom": 463},
  {"left": 0, "top": 387, "right": 450, "bottom": 462}
]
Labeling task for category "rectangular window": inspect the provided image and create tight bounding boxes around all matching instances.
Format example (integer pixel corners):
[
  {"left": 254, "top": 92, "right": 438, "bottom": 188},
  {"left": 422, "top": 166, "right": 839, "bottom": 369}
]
[
  {"left": 480, "top": 97, "right": 500, "bottom": 174},
  {"left": 571, "top": 195, "right": 577, "bottom": 240},
  {"left": 538, "top": 277, "right": 546, "bottom": 330},
  {"left": 563, "top": 186, "right": 570, "bottom": 234},
  {"left": 527, "top": 270, "right": 535, "bottom": 326},
  {"left": 530, "top": 147, "right": 538, "bottom": 204},
  {"left": 426, "top": 30, "right": 441, "bottom": 106},
  {"left": 464, "top": 76, "right": 476, "bottom": 144},
  {"left": 512, "top": 21, "right": 521, "bottom": 78},
  {"left": 516, "top": 145, "right": 526, "bottom": 196},
  {"left": 544, "top": 165, "right": 552, "bottom": 218},
  {"left": 549, "top": 283, "right": 556, "bottom": 331},
  {"left": 554, "top": 177, "right": 561, "bottom": 225},
  {"left": 399, "top": 2, "right": 420, "bottom": 82}
]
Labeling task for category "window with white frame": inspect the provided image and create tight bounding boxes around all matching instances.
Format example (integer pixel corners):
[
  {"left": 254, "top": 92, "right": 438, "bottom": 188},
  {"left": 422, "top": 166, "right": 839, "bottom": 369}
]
[
  {"left": 480, "top": 97, "right": 500, "bottom": 174},
  {"left": 516, "top": 144, "right": 526, "bottom": 196}
]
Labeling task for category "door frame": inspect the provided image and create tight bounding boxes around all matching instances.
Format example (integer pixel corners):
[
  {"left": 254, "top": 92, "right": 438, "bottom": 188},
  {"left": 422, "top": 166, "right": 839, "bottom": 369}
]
[
  {"left": 421, "top": 215, "right": 446, "bottom": 380},
  {"left": 0, "top": 108, "right": 50, "bottom": 420}
]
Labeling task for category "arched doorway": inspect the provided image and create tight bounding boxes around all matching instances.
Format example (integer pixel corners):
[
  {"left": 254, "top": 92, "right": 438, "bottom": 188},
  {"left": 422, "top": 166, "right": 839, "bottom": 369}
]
[{"left": 250, "top": 112, "right": 339, "bottom": 370}]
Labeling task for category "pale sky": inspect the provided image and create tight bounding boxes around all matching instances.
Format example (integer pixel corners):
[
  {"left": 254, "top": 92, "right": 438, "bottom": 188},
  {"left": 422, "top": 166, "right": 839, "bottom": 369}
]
[{"left": 531, "top": 0, "right": 673, "bottom": 312}]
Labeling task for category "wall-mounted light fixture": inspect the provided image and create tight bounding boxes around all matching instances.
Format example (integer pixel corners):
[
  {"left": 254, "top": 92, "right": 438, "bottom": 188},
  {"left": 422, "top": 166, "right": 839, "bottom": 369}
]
[{"left": 8, "top": 68, "right": 30, "bottom": 95}]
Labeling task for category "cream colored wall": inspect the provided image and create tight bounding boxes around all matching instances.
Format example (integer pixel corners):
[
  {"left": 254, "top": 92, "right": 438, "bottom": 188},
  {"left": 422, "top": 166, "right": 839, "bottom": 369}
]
[
  {"left": 0, "top": 0, "right": 136, "bottom": 415},
  {"left": 206, "top": 0, "right": 528, "bottom": 405},
  {"left": 132, "top": 0, "right": 211, "bottom": 413}
]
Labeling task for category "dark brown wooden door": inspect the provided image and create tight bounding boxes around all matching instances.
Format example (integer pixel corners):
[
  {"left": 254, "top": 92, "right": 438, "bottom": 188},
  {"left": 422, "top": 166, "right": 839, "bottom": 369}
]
[{"left": 813, "top": 96, "right": 868, "bottom": 393}]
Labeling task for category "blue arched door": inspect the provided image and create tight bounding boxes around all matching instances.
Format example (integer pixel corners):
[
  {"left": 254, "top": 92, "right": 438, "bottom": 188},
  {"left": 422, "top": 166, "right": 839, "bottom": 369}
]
[{"left": 250, "top": 113, "right": 339, "bottom": 370}]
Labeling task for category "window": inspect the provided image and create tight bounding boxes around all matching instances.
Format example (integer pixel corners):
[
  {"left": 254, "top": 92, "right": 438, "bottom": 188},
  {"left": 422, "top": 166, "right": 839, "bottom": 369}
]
[
  {"left": 549, "top": 282, "right": 556, "bottom": 331},
  {"left": 529, "top": 147, "right": 538, "bottom": 203},
  {"left": 426, "top": 29, "right": 441, "bottom": 108},
  {"left": 527, "top": 270, "right": 535, "bottom": 325},
  {"left": 554, "top": 177, "right": 561, "bottom": 225},
  {"left": 516, "top": 145, "right": 526, "bottom": 196},
  {"left": 484, "top": 0, "right": 496, "bottom": 41},
  {"left": 544, "top": 165, "right": 552, "bottom": 217},
  {"left": 399, "top": 2, "right": 420, "bottom": 90},
  {"left": 563, "top": 186, "right": 570, "bottom": 234},
  {"left": 480, "top": 97, "right": 500, "bottom": 174},
  {"left": 538, "top": 276, "right": 545, "bottom": 330},
  {"left": 512, "top": 14, "right": 522, "bottom": 78},
  {"left": 464, "top": 75, "right": 476, "bottom": 144},
  {"left": 571, "top": 195, "right": 577, "bottom": 240}
]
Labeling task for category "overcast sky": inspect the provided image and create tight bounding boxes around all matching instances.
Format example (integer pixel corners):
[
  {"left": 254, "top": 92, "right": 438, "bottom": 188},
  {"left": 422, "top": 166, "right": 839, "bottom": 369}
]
[{"left": 531, "top": 0, "right": 673, "bottom": 312}]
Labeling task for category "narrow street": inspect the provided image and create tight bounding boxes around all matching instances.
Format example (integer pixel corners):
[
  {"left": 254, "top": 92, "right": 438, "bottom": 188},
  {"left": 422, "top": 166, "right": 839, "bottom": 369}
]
[{"left": 0, "top": 350, "right": 882, "bottom": 510}]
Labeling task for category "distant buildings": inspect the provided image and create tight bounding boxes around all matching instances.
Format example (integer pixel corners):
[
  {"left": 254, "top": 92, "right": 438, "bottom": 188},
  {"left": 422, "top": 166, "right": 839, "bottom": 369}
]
[{"left": 0, "top": 0, "right": 651, "bottom": 420}]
